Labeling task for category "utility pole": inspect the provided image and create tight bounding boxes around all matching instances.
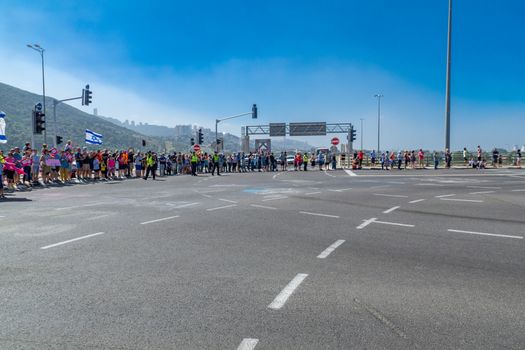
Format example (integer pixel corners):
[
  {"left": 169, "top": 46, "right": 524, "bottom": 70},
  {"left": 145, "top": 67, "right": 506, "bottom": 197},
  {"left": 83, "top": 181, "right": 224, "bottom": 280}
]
[
  {"left": 360, "top": 118, "right": 364, "bottom": 150},
  {"left": 444, "top": 0, "right": 453, "bottom": 151},
  {"left": 374, "top": 94, "right": 383, "bottom": 153}
]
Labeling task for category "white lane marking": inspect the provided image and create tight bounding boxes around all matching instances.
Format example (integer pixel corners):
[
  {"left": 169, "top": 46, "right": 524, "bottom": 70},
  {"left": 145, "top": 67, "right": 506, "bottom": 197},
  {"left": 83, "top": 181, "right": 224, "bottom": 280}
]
[
  {"left": 206, "top": 204, "right": 237, "bottom": 211},
  {"left": 435, "top": 194, "right": 456, "bottom": 198},
  {"left": 373, "top": 194, "right": 409, "bottom": 198},
  {"left": 262, "top": 196, "right": 288, "bottom": 202},
  {"left": 237, "top": 338, "right": 259, "bottom": 350},
  {"left": 268, "top": 273, "right": 308, "bottom": 310},
  {"left": 40, "top": 232, "right": 105, "bottom": 250},
  {"left": 344, "top": 169, "right": 357, "bottom": 177},
  {"left": 415, "top": 183, "right": 445, "bottom": 186},
  {"left": 250, "top": 204, "right": 277, "bottom": 210},
  {"left": 511, "top": 189, "right": 525, "bottom": 192},
  {"left": 299, "top": 211, "right": 340, "bottom": 219},
  {"left": 323, "top": 170, "right": 336, "bottom": 178},
  {"left": 469, "top": 191, "right": 495, "bottom": 195},
  {"left": 218, "top": 198, "right": 238, "bottom": 204},
  {"left": 0, "top": 215, "right": 5, "bottom": 218},
  {"left": 357, "top": 218, "right": 377, "bottom": 230},
  {"left": 305, "top": 191, "right": 322, "bottom": 195},
  {"left": 374, "top": 220, "right": 415, "bottom": 228},
  {"left": 409, "top": 199, "right": 426, "bottom": 204},
  {"left": 170, "top": 202, "right": 199, "bottom": 209},
  {"left": 55, "top": 202, "right": 103, "bottom": 210},
  {"left": 447, "top": 229, "right": 523, "bottom": 240},
  {"left": 201, "top": 193, "right": 213, "bottom": 198},
  {"left": 387, "top": 181, "right": 405, "bottom": 184},
  {"left": 317, "top": 240, "right": 345, "bottom": 259},
  {"left": 440, "top": 198, "right": 484, "bottom": 203},
  {"left": 328, "top": 188, "right": 353, "bottom": 192},
  {"left": 383, "top": 206, "right": 400, "bottom": 214},
  {"left": 467, "top": 186, "right": 501, "bottom": 189},
  {"left": 140, "top": 215, "right": 180, "bottom": 225},
  {"left": 86, "top": 214, "right": 111, "bottom": 220}
]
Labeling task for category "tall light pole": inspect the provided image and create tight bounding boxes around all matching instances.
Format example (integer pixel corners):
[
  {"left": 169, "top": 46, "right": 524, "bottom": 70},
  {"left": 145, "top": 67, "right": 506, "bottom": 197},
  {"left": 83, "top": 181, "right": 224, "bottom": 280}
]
[
  {"left": 27, "top": 43, "right": 47, "bottom": 146},
  {"left": 444, "top": 0, "right": 453, "bottom": 151},
  {"left": 374, "top": 94, "right": 383, "bottom": 153},
  {"left": 360, "top": 118, "right": 364, "bottom": 150}
]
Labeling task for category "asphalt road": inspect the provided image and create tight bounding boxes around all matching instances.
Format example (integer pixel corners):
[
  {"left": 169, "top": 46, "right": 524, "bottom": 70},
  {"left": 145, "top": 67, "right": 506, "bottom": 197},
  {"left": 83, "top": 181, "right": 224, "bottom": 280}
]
[{"left": 1, "top": 168, "right": 524, "bottom": 349}]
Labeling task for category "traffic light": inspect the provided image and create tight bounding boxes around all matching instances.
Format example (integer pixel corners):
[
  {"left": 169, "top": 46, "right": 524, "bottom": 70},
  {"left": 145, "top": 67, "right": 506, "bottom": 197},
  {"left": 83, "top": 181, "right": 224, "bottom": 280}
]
[
  {"left": 216, "top": 139, "right": 221, "bottom": 145},
  {"left": 33, "top": 110, "right": 46, "bottom": 134},
  {"left": 350, "top": 127, "right": 357, "bottom": 142},
  {"left": 252, "top": 104, "right": 257, "bottom": 119},
  {"left": 56, "top": 135, "right": 63, "bottom": 145},
  {"left": 142, "top": 139, "right": 146, "bottom": 147},
  {"left": 82, "top": 84, "right": 93, "bottom": 106},
  {"left": 190, "top": 137, "right": 195, "bottom": 146},
  {"left": 198, "top": 128, "right": 204, "bottom": 144}
]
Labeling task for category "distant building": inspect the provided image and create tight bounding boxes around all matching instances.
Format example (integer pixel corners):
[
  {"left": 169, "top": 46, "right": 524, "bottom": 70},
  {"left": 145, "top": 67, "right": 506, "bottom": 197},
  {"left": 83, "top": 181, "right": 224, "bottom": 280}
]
[{"left": 175, "top": 124, "right": 192, "bottom": 137}]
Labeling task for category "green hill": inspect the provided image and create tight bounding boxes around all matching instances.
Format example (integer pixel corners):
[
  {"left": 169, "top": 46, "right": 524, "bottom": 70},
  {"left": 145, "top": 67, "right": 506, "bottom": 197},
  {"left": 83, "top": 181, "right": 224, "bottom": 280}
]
[{"left": 0, "top": 82, "right": 162, "bottom": 151}]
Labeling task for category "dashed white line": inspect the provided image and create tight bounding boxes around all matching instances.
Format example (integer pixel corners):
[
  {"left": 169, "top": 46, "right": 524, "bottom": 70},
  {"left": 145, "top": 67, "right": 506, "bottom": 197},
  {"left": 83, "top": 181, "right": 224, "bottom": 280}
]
[
  {"left": 435, "top": 194, "right": 456, "bottom": 198},
  {"left": 344, "top": 169, "right": 358, "bottom": 177},
  {"left": 55, "top": 202, "right": 103, "bottom": 211},
  {"left": 511, "top": 189, "right": 525, "bottom": 192},
  {"left": 387, "top": 181, "right": 406, "bottom": 184},
  {"left": 170, "top": 202, "right": 199, "bottom": 209},
  {"left": 357, "top": 218, "right": 377, "bottom": 230},
  {"left": 408, "top": 199, "right": 426, "bottom": 204},
  {"left": 250, "top": 204, "right": 277, "bottom": 210},
  {"left": 140, "top": 215, "right": 180, "bottom": 225},
  {"left": 317, "top": 240, "right": 345, "bottom": 259},
  {"left": 373, "top": 194, "right": 409, "bottom": 198},
  {"left": 236, "top": 338, "right": 259, "bottom": 350},
  {"left": 206, "top": 204, "right": 237, "bottom": 211},
  {"left": 305, "top": 191, "right": 322, "bottom": 195},
  {"left": 262, "top": 196, "right": 288, "bottom": 202},
  {"left": 268, "top": 273, "right": 308, "bottom": 310},
  {"left": 469, "top": 191, "right": 495, "bottom": 195},
  {"left": 467, "top": 186, "right": 501, "bottom": 189},
  {"left": 383, "top": 206, "right": 400, "bottom": 214},
  {"left": 40, "top": 232, "right": 105, "bottom": 250},
  {"left": 447, "top": 229, "right": 523, "bottom": 240},
  {"left": 299, "top": 211, "right": 340, "bottom": 219},
  {"left": 374, "top": 220, "right": 415, "bottom": 228},
  {"left": 328, "top": 188, "right": 353, "bottom": 192},
  {"left": 440, "top": 198, "right": 484, "bottom": 203},
  {"left": 218, "top": 198, "right": 238, "bottom": 204}
]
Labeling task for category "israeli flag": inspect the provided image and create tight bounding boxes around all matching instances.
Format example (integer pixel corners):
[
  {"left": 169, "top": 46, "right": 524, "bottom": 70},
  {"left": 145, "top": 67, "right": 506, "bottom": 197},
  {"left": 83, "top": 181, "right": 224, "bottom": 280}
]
[
  {"left": 0, "top": 111, "right": 6, "bottom": 144},
  {"left": 85, "top": 129, "right": 103, "bottom": 145}
]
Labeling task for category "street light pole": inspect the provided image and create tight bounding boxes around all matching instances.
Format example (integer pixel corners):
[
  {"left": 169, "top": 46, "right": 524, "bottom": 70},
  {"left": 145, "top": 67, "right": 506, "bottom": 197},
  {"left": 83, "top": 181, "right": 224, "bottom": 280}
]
[
  {"left": 214, "top": 106, "right": 257, "bottom": 153},
  {"left": 360, "top": 118, "right": 364, "bottom": 150},
  {"left": 27, "top": 44, "right": 47, "bottom": 146},
  {"left": 444, "top": 0, "right": 453, "bottom": 151},
  {"left": 374, "top": 94, "right": 383, "bottom": 153}
]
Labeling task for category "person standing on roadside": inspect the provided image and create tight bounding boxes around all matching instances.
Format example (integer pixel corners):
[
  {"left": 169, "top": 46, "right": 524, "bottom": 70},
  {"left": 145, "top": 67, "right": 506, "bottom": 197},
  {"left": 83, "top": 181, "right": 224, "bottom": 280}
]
[
  {"left": 433, "top": 151, "right": 440, "bottom": 169},
  {"left": 211, "top": 151, "right": 220, "bottom": 176},
  {"left": 370, "top": 150, "right": 376, "bottom": 169},
  {"left": 492, "top": 148, "right": 499, "bottom": 168},
  {"left": 303, "top": 153, "right": 309, "bottom": 171},
  {"left": 516, "top": 149, "right": 521, "bottom": 168},
  {"left": 190, "top": 152, "right": 198, "bottom": 176},
  {"left": 463, "top": 147, "right": 469, "bottom": 166},
  {"left": 477, "top": 146, "right": 482, "bottom": 163},
  {"left": 144, "top": 151, "right": 156, "bottom": 180},
  {"left": 445, "top": 148, "right": 452, "bottom": 168},
  {"left": 418, "top": 149, "right": 425, "bottom": 169}
]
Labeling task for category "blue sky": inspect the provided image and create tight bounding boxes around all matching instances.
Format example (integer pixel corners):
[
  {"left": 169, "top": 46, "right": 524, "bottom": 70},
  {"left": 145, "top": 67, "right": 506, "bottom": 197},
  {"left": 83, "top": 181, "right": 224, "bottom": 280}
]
[{"left": 0, "top": 0, "right": 524, "bottom": 150}]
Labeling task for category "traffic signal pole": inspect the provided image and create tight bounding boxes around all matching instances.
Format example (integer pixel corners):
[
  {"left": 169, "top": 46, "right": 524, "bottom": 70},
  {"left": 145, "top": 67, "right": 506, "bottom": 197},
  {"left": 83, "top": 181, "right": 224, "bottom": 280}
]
[
  {"left": 51, "top": 85, "right": 92, "bottom": 148},
  {"left": 214, "top": 104, "right": 257, "bottom": 153}
]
